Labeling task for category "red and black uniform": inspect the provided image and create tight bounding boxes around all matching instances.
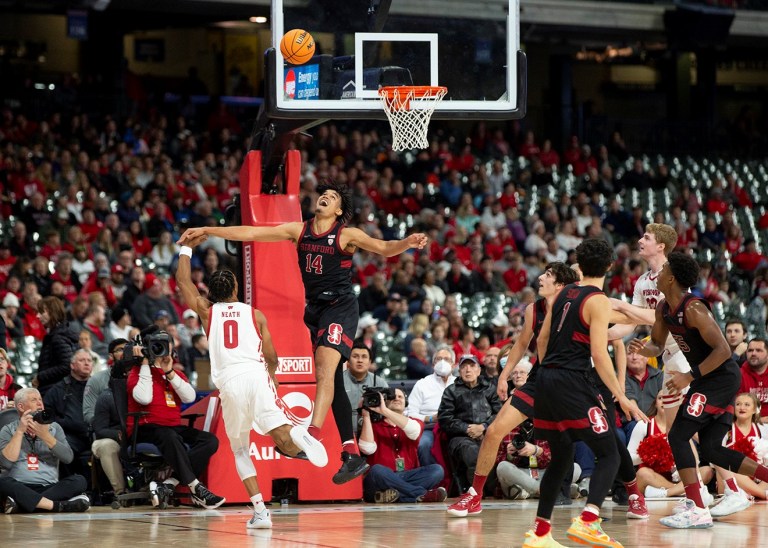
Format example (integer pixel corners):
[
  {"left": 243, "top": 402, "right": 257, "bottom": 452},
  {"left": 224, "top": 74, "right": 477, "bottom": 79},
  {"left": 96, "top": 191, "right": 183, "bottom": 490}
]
[
  {"left": 661, "top": 293, "right": 745, "bottom": 473},
  {"left": 510, "top": 298, "right": 547, "bottom": 417},
  {"left": 297, "top": 219, "right": 358, "bottom": 360}
]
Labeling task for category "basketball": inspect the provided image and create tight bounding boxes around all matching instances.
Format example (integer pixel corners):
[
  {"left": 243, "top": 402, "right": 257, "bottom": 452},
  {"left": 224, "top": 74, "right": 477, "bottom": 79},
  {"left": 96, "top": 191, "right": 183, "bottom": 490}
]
[{"left": 280, "top": 29, "right": 316, "bottom": 65}]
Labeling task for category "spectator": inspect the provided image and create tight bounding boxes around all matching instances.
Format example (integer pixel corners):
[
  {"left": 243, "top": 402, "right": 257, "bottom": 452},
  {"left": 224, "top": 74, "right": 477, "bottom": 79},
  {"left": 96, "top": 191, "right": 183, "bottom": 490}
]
[
  {"left": 91, "top": 386, "right": 126, "bottom": 498},
  {"left": 128, "top": 348, "right": 223, "bottom": 508},
  {"left": 131, "top": 274, "right": 179, "bottom": 329},
  {"left": 482, "top": 347, "right": 501, "bottom": 380},
  {"left": 20, "top": 281, "right": 45, "bottom": 340},
  {"left": 108, "top": 305, "right": 135, "bottom": 341},
  {"left": 503, "top": 253, "right": 528, "bottom": 295},
  {"left": 35, "top": 296, "right": 79, "bottom": 396},
  {"left": 0, "top": 388, "right": 90, "bottom": 514},
  {"left": 71, "top": 245, "right": 95, "bottom": 285},
  {"left": 720, "top": 392, "right": 768, "bottom": 500},
  {"left": 358, "top": 387, "right": 446, "bottom": 504},
  {"left": 0, "top": 347, "right": 21, "bottom": 410},
  {"left": 453, "top": 326, "right": 481, "bottom": 363},
  {"left": 43, "top": 349, "right": 93, "bottom": 481},
  {"left": 510, "top": 358, "right": 532, "bottom": 393},
  {"left": 80, "top": 303, "right": 112, "bottom": 362},
  {"left": 50, "top": 253, "right": 82, "bottom": 304},
  {"left": 405, "top": 346, "right": 456, "bottom": 466},
  {"left": 471, "top": 256, "right": 507, "bottom": 294},
  {"left": 177, "top": 309, "right": 202, "bottom": 351},
  {"left": 78, "top": 329, "right": 104, "bottom": 373},
  {"left": 725, "top": 319, "right": 749, "bottom": 363},
  {"left": 739, "top": 338, "right": 768, "bottom": 423},
  {"left": 406, "top": 338, "right": 432, "bottom": 380},
  {"left": 746, "top": 287, "right": 768, "bottom": 339},
  {"left": 2, "top": 293, "right": 24, "bottom": 344},
  {"left": 624, "top": 351, "right": 663, "bottom": 442},
  {"left": 150, "top": 230, "right": 179, "bottom": 270},
  {"left": 79, "top": 267, "right": 118, "bottom": 309},
  {"left": 185, "top": 333, "right": 209, "bottom": 375},
  {"left": 355, "top": 312, "right": 380, "bottom": 362},
  {"left": 343, "top": 342, "right": 389, "bottom": 436},
  {"left": 83, "top": 338, "right": 128, "bottom": 427},
  {"left": 438, "top": 354, "right": 502, "bottom": 488}
]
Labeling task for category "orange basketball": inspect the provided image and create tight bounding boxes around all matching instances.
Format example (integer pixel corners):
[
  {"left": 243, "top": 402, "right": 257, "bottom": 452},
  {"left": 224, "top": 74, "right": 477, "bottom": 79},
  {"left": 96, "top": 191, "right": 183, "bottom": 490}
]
[{"left": 280, "top": 29, "right": 316, "bottom": 65}]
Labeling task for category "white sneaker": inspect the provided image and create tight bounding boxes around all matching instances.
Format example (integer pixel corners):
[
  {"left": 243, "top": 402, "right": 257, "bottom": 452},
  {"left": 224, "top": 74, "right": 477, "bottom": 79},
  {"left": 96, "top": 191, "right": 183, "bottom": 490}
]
[
  {"left": 149, "top": 481, "right": 161, "bottom": 508},
  {"left": 289, "top": 426, "right": 329, "bottom": 467},
  {"left": 644, "top": 485, "right": 668, "bottom": 499},
  {"left": 247, "top": 507, "right": 273, "bottom": 529},
  {"left": 710, "top": 489, "right": 751, "bottom": 517},
  {"left": 702, "top": 489, "right": 714, "bottom": 507},
  {"left": 661, "top": 501, "right": 713, "bottom": 529}
]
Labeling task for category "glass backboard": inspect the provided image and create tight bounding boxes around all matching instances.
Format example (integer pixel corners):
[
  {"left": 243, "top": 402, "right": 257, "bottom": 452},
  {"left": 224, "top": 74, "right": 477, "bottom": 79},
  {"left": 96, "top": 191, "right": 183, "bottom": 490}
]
[{"left": 267, "top": 0, "right": 526, "bottom": 120}]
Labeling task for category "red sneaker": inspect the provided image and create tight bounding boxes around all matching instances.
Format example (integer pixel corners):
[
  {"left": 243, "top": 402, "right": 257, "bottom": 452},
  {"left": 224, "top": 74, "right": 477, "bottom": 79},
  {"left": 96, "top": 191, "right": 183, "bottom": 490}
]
[
  {"left": 418, "top": 487, "right": 447, "bottom": 503},
  {"left": 446, "top": 491, "right": 482, "bottom": 517},
  {"left": 627, "top": 494, "right": 649, "bottom": 519}
]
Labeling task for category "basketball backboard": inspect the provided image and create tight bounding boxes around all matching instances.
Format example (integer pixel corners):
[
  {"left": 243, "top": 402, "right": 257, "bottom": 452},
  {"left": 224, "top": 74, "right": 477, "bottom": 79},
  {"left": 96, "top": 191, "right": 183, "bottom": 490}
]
[{"left": 267, "top": 0, "right": 526, "bottom": 121}]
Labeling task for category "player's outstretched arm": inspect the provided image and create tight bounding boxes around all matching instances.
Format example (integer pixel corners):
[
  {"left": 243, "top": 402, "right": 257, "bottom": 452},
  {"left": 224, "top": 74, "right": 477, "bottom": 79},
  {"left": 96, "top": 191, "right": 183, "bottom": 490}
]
[
  {"left": 178, "top": 223, "right": 304, "bottom": 246},
  {"left": 176, "top": 236, "right": 212, "bottom": 325},
  {"left": 497, "top": 303, "right": 535, "bottom": 400},
  {"left": 342, "top": 227, "right": 428, "bottom": 257},
  {"left": 626, "top": 305, "right": 668, "bottom": 357}
]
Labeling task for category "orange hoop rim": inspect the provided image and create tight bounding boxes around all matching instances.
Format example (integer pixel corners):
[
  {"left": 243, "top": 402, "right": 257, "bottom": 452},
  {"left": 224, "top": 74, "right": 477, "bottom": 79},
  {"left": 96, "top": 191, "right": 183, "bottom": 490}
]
[{"left": 379, "top": 85, "right": 448, "bottom": 100}]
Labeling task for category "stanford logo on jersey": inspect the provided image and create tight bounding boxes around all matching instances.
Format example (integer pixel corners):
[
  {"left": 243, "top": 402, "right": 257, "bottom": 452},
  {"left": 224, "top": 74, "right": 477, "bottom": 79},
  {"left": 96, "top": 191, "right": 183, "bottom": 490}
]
[
  {"left": 328, "top": 234, "right": 336, "bottom": 246},
  {"left": 687, "top": 393, "right": 707, "bottom": 417},
  {"left": 588, "top": 407, "right": 609, "bottom": 434},
  {"left": 327, "top": 323, "right": 343, "bottom": 345},
  {"left": 567, "top": 289, "right": 580, "bottom": 299}
]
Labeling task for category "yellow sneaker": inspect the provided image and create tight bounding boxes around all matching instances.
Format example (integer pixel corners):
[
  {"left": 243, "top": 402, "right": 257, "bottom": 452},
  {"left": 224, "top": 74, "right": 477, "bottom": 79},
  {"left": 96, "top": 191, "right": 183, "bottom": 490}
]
[
  {"left": 566, "top": 516, "right": 623, "bottom": 548},
  {"left": 522, "top": 529, "right": 568, "bottom": 548}
]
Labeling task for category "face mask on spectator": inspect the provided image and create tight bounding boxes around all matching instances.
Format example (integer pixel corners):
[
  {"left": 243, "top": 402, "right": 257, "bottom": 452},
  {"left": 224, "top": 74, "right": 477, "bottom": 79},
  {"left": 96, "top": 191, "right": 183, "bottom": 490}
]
[
  {"left": 434, "top": 359, "right": 452, "bottom": 377},
  {"left": 499, "top": 356, "right": 508, "bottom": 368}
]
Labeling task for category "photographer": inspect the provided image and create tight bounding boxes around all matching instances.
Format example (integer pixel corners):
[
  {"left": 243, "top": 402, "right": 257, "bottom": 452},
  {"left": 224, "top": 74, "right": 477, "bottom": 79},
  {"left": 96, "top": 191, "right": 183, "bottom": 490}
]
[
  {"left": 0, "top": 388, "right": 90, "bottom": 513},
  {"left": 127, "top": 334, "right": 223, "bottom": 509},
  {"left": 495, "top": 419, "right": 555, "bottom": 499},
  {"left": 344, "top": 341, "right": 388, "bottom": 436},
  {"left": 358, "top": 388, "right": 446, "bottom": 504}
]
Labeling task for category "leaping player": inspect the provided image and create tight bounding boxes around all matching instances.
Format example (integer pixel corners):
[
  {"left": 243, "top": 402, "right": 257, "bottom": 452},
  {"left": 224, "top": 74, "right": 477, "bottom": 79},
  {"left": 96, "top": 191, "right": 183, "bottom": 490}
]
[
  {"left": 176, "top": 234, "right": 328, "bottom": 529},
  {"left": 179, "top": 181, "right": 428, "bottom": 484}
]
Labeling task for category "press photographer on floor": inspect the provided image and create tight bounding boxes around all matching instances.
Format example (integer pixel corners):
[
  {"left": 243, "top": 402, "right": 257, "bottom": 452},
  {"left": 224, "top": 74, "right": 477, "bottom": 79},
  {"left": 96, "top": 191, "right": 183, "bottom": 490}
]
[
  {"left": 125, "top": 328, "right": 224, "bottom": 509},
  {"left": 358, "top": 387, "right": 446, "bottom": 504}
]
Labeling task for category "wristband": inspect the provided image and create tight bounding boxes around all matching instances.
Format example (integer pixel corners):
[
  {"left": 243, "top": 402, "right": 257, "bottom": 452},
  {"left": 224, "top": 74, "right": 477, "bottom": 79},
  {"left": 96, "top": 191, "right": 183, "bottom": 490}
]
[
  {"left": 164, "top": 370, "right": 174, "bottom": 377},
  {"left": 179, "top": 246, "right": 193, "bottom": 258}
]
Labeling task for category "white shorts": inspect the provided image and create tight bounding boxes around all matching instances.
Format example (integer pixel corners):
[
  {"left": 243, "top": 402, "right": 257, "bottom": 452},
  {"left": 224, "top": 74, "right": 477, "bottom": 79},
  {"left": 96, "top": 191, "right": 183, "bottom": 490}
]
[
  {"left": 660, "top": 349, "right": 691, "bottom": 409},
  {"left": 219, "top": 370, "right": 290, "bottom": 442}
]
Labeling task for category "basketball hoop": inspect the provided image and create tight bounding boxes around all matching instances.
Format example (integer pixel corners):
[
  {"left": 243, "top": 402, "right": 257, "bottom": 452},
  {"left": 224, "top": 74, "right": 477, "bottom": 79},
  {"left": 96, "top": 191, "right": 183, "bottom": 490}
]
[{"left": 379, "top": 86, "right": 447, "bottom": 151}]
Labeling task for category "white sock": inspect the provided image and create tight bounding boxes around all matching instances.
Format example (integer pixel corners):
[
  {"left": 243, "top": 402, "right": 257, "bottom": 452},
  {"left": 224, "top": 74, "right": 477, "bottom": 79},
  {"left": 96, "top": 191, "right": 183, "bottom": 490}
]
[
  {"left": 163, "top": 477, "right": 179, "bottom": 488},
  {"left": 251, "top": 493, "right": 265, "bottom": 512},
  {"left": 189, "top": 479, "right": 200, "bottom": 490},
  {"left": 467, "top": 487, "right": 477, "bottom": 496}
]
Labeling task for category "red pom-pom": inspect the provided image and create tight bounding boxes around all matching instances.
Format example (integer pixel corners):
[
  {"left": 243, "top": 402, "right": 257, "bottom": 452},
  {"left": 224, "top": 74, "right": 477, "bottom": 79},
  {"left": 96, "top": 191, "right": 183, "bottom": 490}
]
[
  {"left": 732, "top": 436, "right": 758, "bottom": 462},
  {"left": 638, "top": 434, "right": 675, "bottom": 474}
]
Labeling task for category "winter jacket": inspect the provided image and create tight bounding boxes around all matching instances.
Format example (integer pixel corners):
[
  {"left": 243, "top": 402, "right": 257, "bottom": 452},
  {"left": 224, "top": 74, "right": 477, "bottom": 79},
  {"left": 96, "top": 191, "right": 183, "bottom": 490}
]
[
  {"left": 438, "top": 375, "right": 502, "bottom": 438},
  {"left": 36, "top": 323, "right": 79, "bottom": 394}
]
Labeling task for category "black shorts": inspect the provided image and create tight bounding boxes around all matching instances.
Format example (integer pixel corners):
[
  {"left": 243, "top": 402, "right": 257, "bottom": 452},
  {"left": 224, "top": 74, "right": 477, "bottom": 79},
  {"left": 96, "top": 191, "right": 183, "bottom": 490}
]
[
  {"left": 510, "top": 380, "right": 536, "bottom": 418},
  {"left": 534, "top": 367, "right": 612, "bottom": 444},
  {"left": 678, "top": 360, "right": 740, "bottom": 426},
  {"left": 304, "top": 292, "right": 359, "bottom": 360}
]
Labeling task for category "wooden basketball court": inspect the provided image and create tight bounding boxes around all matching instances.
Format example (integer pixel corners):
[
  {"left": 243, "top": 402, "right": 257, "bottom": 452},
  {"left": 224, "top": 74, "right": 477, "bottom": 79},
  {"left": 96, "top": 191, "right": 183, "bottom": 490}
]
[{"left": 3, "top": 498, "right": 765, "bottom": 547}]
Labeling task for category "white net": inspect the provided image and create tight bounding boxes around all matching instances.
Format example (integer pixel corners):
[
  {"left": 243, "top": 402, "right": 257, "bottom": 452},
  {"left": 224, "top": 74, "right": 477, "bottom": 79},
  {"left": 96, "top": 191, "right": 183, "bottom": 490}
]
[{"left": 379, "top": 86, "right": 447, "bottom": 151}]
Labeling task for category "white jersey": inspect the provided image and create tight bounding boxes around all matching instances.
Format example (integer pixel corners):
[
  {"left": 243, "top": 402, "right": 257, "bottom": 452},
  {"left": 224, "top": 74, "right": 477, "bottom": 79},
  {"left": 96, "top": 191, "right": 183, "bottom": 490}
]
[
  {"left": 632, "top": 268, "right": 680, "bottom": 354},
  {"left": 208, "top": 301, "right": 267, "bottom": 387}
]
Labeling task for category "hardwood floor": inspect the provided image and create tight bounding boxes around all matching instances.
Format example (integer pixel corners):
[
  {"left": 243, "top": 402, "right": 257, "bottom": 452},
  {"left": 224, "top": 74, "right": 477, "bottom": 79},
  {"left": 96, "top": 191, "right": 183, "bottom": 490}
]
[{"left": 2, "top": 498, "right": 765, "bottom": 547}]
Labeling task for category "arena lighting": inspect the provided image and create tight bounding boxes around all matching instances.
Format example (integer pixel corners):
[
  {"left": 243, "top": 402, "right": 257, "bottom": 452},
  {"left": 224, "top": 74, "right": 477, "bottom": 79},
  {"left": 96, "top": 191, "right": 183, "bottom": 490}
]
[{"left": 249, "top": 16, "right": 268, "bottom": 23}]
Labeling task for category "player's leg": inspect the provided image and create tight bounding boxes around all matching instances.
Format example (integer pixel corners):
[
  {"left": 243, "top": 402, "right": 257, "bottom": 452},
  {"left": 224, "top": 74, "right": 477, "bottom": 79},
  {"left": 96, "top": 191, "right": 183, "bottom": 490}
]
[
  {"left": 230, "top": 431, "right": 272, "bottom": 529},
  {"left": 310, "top": 345, "right": 343, "bottom": 432},
  {"left": 268, "top": 424, "right": 328, "bottom": 468}
]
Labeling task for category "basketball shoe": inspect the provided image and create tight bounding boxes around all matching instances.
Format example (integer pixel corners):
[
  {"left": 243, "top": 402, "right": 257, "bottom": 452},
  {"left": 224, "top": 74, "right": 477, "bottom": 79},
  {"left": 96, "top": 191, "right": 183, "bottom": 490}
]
[
  {"left": 446, "top": 489, "right": 482, "bottom": 517},
  {"left": 567, "top": 516, "right": 624, "bottom": 548},
  {"left": 247, "top": 507, "right": 272, "bottom": 529},
  {"left": 660, "top": 501, "right": 713, "bottom": 529},
  {"left": 522, "top": 530, "right": 568, "bottom": 548},
  {"left": 627, "top": 494, "right": 649, "bottom": 519}
]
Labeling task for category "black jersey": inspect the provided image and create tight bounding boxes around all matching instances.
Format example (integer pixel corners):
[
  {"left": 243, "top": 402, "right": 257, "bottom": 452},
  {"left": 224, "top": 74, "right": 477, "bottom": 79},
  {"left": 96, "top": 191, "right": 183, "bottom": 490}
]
[
  {"left": 527, "top": 298, "right": 548, "bottom": 355},
  {"left": 541, "top": 284, "right": 603, "bottom": 371},
  {"left": 661, "top": 294, "right": 721, "bottom": 374},
  {"left": 297, "top": 220, "right": 354, "bottom": 301}
]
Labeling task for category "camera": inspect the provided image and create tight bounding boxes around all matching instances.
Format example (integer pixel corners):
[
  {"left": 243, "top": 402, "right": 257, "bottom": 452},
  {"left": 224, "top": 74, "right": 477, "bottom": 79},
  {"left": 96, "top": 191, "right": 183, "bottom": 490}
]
[
  {"left": 362, "top": 386, "right": 396, "bottom": 423},
  {"left": 143, "top": 331, "right": 172, "bottom": 362},
  {"left": 511, "top": 419, "right": 534, "bottom": 451},
  {"left": 511, "top": 434, "right": 527, "bottom": 451},
  {"left": 32, "top": 409, "right": 54, "bottom": 424}
]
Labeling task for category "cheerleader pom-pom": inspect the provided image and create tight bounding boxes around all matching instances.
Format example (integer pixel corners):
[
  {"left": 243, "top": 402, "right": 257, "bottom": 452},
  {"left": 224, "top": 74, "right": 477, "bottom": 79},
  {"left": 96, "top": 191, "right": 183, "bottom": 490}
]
[
  {"left": 638, "top": 434, "right": 675, "bottom": 473},
  {"left": 754, "top": 438, "right": 768, "bottom": 465},
  {"left": 733, "top": 436, "right": 759, "bottom": 463}
]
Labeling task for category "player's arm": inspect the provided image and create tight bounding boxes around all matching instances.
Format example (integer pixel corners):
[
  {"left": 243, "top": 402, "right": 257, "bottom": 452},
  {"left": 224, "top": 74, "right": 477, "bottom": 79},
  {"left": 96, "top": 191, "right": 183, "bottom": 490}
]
[
  {"left": 254, "top": 309, "right": 279, "bottom": 381},
  {"left": 610, "top": 298, "right": 657, "bottom": 325},
  {"left": 341, "top": 227, "right": 428, "bottom": 257},
  {"left": 178, "top": 222, "right": 304, "bottom": 246},
  {"left": 497, "top": 303, "right": 535, "bottom": 399},
  {"left": 588, "top": 295, "right": 646, "bottom": 421},
  {"left": 176, "top": 242, "right": 211, "bottom": 326},
  {"left": 627, "top": 305, "right": 669, "bottom": 357},
  {"left": 612, "top": 339, "right": 627, "bottom": 393},
  {"left": 536, "top": 305, "right": 553, "bottom": 365},
  {"left": 685, "top": 300, "right": 733, "bottom": 378}
]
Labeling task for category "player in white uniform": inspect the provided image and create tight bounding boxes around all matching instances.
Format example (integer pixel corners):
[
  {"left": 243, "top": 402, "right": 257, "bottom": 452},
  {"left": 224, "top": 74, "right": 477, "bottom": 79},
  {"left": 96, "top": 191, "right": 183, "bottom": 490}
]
[
  {"left": 612, "top": 223, "right": 750, "bottom": 516},
  {"left": 176, "top": 235, "right": 328, "bottom": 529}
]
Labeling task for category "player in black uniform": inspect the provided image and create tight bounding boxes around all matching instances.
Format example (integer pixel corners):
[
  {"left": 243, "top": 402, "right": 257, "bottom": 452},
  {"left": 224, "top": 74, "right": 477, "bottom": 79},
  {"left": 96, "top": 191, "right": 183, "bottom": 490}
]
[
  {"left": 523, "top": 239, "right": 645, "bottom": 548},
  {"left": 628, "top": 252, "right": 768, "bottom": 529},
  {"left": 447, "top": 262, "right": 579, "bottom": 517},
  {"left": 179, "top": 181, "right": 428, "bottom": 484}
]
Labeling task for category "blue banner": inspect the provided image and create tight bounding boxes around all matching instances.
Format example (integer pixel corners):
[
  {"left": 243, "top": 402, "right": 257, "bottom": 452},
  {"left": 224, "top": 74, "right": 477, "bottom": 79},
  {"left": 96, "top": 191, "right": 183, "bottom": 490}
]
[
  {"left": 67, "top": 10, "right": 88, "bottom": 41},
  {"left": 284, "top": 64, "right": 320, "bottom": 101}
]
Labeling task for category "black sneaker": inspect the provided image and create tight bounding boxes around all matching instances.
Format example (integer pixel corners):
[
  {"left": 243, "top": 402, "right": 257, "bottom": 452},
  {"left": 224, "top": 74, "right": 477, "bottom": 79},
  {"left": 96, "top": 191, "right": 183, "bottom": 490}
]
[
  {"left": 612, "top": 484, "right": 629, "bottom": 506},
  {"left": 4, "top": 496, "right": 18, "bottom": 514},
  {"left": 192, "top": 483, "right": 226, "bottom": 509},
  {"left": 554, "top": 491, "right": 572, "bottom": 506},
  {"left": 61, "top": 494, "right": 90, "bottom": 513},
  {"left": 332, "top": 451, "right": 370, "bottom": 485},
  {"left": 274, "top": 446, "right": 309, "bottom": 460}
]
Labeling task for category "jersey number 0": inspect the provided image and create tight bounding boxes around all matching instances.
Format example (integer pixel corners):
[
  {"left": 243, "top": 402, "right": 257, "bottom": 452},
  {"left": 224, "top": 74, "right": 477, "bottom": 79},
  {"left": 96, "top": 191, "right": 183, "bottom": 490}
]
[{"left": 223, "top": 319, "right": 239, "bottom": 349}]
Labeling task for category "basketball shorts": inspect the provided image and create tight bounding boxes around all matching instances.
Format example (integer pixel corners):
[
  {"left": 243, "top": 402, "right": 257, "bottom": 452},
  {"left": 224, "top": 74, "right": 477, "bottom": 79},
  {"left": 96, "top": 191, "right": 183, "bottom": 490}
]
[
  {"left": 219, "top": 370, "right": 290, "bottom": 440},
  {"left": 678, "top": 360, "right": 740, "bottom": 426},
  {"left": 660, "top": 349, "right": 692, "bottom": 409},
  {"left": 304, "top": 292, "right": 358, "bottom": 360},
  {"left": 510, "top": 365, "right": 537, "bottom": 417},
  {"left": 534, "top": 367, "right": 613, "bottom": 444}
]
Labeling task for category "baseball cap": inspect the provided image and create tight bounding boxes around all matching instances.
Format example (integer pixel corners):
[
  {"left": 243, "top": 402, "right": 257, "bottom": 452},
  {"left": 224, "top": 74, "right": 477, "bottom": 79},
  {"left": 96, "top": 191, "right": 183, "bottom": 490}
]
[
  {"left": 111, "top": 264, "right": 125, "bottom": 275},
  {"left": 2, "top": 293, "right": 20, "bottom": 308},
  {"left": 388, "top": 292, "right": 403, "bottom": 301},
  {"left": 154, "top": 310, "right": 171, "bottom": 320},
  {"left": 182, "top": 309, "right": 197, "bottom": 320},
  {"left": 458, "top": 354, "right": 479, "bottom": 367},
  {"left": 98, "top": 266, "right": 110, "bottom": 278},
  {"left": 144, "top": 273, "right": 159, "bottom": 288}
]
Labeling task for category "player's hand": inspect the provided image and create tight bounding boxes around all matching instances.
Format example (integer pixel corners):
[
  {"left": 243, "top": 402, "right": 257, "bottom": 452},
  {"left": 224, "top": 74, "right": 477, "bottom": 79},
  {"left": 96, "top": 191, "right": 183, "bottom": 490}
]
[
  {"left": 666, "top": 370, "right": 693, "bottom": 394},
  {"left": 618, "top": 396, "right": 648, "bottom": 423},
  {"left": 626, "top": 338, "right": 646, "bottom": 355},
  {"left": 496, "top": 376, "right": 510, "bottom": 401},
  {"left": 177, "top": 228, "right": 208, "bottom": 246},
  {"left": 405, "top": 233, "right": 428, "bottom": 250}
]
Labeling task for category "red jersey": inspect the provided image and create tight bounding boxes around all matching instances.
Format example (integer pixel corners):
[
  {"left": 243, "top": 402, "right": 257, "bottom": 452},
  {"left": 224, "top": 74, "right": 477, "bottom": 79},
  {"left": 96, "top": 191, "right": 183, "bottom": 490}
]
[
  {"left": 127, "top": 366, "right": 189, "bottom": 435},
  {"left": 503, "top": 267, "right": 528, "bottom": 293},
  {"left": 739, "top": 364, "right": 768, "bottom": 419},
  {"left": 366, "top": 418, "right": 423, "bottom": 470}
]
